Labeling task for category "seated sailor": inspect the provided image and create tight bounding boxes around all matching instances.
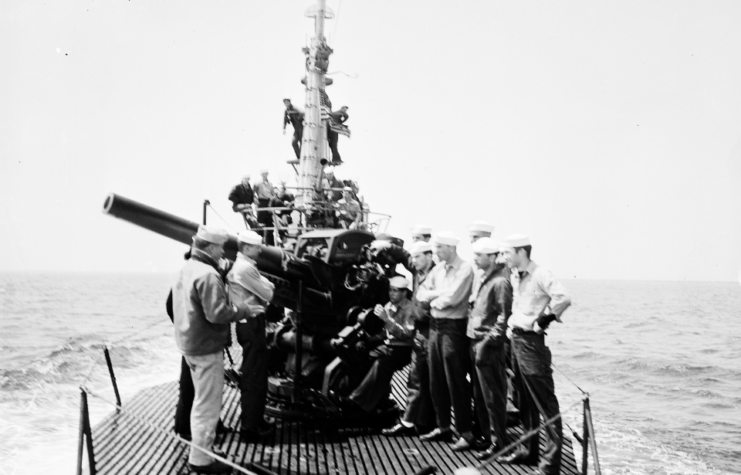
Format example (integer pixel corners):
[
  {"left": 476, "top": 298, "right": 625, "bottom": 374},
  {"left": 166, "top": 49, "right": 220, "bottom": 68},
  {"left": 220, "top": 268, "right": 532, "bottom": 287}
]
[{"left": 348, "top": 276, "right": 416, "bottom": 413}]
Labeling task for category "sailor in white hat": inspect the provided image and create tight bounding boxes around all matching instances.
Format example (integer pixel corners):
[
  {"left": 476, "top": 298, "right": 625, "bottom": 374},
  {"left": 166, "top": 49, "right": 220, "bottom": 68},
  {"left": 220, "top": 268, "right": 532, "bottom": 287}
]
[
  {"left": 323, "top": 167, "right": 344, "bottom": 202},
  {"left": 226, "top": 231, "right": 276, "bottom": 441},
  {"left": 228, "top": 175, "right": 256, "bottom": 228},
  {"left": 382, "top": 239, "right": 438, "bottom": 438},
  {"left": 417, "top": 231, "right": 476, "bottom": 449},
  {"left": 253, "top": 170, "right": 276, "bottom": 245},
  {"left": 468, "top": 220, "right": 494, "bottom": 243},
  {"left": 347, "top": 275, "right": 416, "bottom": 413},
  {"left": 172, "top": 225, "right": 257, "bottom": 472},
  {"left": 497, "top": 234, "right": 571, "bottom": 472},
  {"left": 467, "top": 237, "right": 512, "bottom": 460},
  {"left": 410, "top": 225, "right": 433, "bottom": 243},
  {"left": 336, "top": 186, "right": 361, "bottom": 229}
]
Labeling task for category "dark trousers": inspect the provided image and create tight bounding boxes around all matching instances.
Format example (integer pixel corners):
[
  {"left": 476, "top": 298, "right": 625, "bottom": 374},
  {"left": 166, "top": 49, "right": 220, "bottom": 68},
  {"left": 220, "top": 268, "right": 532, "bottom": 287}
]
[
  {"left": 471, "top": 338, "right": 508, "bottom": 446},
  {"left": 256, "top": 198, "right": 275, "bottom": 246},
  {"left": 402, "top": 332, "right": 435, "bottom": 431},
  {"left": 351, "top": 345, "right": 412, "bottom": 412},
  {"left": 237, "top": 316, "right": 269, "bottom": 429},
  {"left": 512, "top": 331, "right": 562, "bottom": 475},
  {"left": 292, "top": 126, "right": 303, "bottom": 158},
  {"left": 327, "top": 127, "right": 341, "bottom": 163},
  {"left": 174, "top": 356, "right": 195, "bottom": 436},
  {"left": 428, "top": 318, "right": 472, "bottom": 434}
]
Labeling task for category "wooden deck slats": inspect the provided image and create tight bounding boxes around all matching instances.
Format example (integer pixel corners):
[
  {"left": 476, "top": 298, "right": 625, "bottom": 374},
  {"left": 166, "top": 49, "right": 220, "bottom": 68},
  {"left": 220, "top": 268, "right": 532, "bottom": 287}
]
[{"left": 91, "top": 366, "right": 581, "bottom": 475}]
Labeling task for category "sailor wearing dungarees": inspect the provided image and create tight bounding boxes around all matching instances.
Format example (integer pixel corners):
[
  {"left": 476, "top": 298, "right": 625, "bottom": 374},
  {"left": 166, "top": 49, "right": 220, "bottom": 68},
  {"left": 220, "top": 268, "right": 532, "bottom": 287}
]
[
  {"left": 226, "top": 230, "right": 275, "bottom": 441},
  {"left": 498, "top": 234, "right": 571, "bottom": 475}
]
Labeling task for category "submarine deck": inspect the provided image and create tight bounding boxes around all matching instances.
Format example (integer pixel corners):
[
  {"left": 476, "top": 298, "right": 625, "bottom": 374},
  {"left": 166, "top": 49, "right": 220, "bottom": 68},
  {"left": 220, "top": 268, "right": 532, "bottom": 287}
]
[{"left": 89, "top": 368, "right": 581, "bottom": 475}]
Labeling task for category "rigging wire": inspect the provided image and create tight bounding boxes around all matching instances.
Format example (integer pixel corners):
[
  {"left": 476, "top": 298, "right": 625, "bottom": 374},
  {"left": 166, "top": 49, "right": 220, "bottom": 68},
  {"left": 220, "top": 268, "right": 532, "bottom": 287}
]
[
  {"left": 330, "top": 0, "right": 342, "bottom": 46},
  {"left": 207, "top": 203, "right": 238, "bottom": 233},
  {"left": 552, "top": 362, "right": 588, "bottom": 395}
]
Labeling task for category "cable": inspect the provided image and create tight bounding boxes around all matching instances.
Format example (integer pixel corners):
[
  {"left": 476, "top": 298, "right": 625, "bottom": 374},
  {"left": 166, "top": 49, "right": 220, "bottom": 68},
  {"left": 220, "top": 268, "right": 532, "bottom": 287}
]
[{"left": 207, "top": 203, "right": 238, "bottom": 233}]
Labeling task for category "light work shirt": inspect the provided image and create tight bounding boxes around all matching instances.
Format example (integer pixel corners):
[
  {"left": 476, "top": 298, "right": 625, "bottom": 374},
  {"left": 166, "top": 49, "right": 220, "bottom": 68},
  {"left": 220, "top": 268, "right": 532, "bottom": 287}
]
[
  {"left": 508, "top": 260, "right": 571, "bottom": 331},
  {"left": 226, "top": 253, "right": 275, "bottom": 319},
  {"left": 418, "top": 255, "right": 474, "bottom": 319}
]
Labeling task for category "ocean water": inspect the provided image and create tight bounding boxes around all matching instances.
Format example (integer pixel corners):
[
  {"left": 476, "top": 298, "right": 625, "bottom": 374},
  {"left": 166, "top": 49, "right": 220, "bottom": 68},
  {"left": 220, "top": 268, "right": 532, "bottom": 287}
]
[{"left": 0, "top": 274, "right": 739, "bottom": 475}]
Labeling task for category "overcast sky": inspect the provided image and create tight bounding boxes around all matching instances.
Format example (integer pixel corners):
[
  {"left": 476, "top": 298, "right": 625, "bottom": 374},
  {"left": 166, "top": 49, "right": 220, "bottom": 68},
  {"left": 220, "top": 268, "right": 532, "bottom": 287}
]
[{"left": 2, "top": 0, "right": 741, "bottom": 281}]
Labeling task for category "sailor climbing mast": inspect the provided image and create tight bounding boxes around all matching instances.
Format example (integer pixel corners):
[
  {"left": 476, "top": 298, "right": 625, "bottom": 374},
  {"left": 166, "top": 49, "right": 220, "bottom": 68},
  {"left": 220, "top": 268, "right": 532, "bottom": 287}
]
[{"left": 297, "top": 0, "right": 334, "bottom": 207}]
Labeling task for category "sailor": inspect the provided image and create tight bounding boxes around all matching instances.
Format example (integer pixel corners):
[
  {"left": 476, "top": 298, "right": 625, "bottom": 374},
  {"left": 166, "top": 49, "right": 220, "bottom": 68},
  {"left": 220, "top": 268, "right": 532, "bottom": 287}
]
[
  {"left": 270, "top": 183, "right": 295, "bottom": 240},
  {"left": 416, "top": 232, "right": 476, "bottom": 450},
  {"left": 348, "top": 276, "right": 416, "bottom": 412},
  {"left": 410, "top": 225, "right": 433, "bottom": 243},
  {"left": 253, "top": 169, "right": 276, "bottom": 245},
  {"left": 466, "top": 237, "right": 512, "bottom": 459},
  {"left": 468, "top": 221, "right": 494, "bottom": 243},
  {"left": 323, "top": 168, "right": 344, "bottom": 202},
  {"left": 226, "top": 230, "right": 276, "bottom": 442},
  {"left": 171, "top": 225, "right": 262, "bottom": 474},
  {"left": 327, "top": 105, "right": 349, "bottom": 165},
  {"left": 497, "top": 234, "right": 571, "bottom": 475},
  {"left": 382, "top": 241, "right": 437, "bottom": 437},
  {"left": 228, "top": 175, "right": 256, "bottom": 228},
  {"left": 335, "top": 186, "right": 361, "bottom": 229},
  {"left": 283, "top": 98, "right": 304, "bottom": 159}
]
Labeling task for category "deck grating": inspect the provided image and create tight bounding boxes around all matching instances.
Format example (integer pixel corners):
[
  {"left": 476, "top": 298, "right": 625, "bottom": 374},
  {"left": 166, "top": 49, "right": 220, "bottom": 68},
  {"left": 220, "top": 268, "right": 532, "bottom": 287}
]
[{"left": 91, "top": 362, "right": 581, "bottom": 475}]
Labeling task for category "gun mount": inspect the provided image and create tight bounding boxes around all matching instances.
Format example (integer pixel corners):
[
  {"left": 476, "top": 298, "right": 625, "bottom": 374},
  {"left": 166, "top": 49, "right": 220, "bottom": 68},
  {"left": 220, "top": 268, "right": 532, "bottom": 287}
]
[{"left": 103, "top": 193, "right": 398, "bottom": 426}]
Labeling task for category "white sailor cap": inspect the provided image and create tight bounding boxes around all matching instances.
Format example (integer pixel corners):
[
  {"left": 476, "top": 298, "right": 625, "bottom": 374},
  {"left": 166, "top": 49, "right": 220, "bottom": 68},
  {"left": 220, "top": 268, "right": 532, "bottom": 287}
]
[
  {"left": 342, "top": 186, "right": 353, "bottom": 192},
  {"left": 472, "top": 237, "right": 500, "bottom": 254},
  {"left": 410, "top": 225, "right": 432, "bottom": 235},
  {"left": 409, "top": 241, "right": 433, "bottom": 255},
  {"left": 194, "top": 225, "right": 229, "bottom": 245},
  {"left": 468, "top": 220, "right": 494, "bottom": 233},
  {"left": 388, "top": 276, "right": 410, "bottom": 290},
  {"left": 432, "top": 231, "right": 460, "bottom": 246},
  {"left": 237, "top": 230, "right": 263, "bottom": 245},
  {"left": 502, "top": 234, "right": 531, "bottom": 248},
  {"left": 260, "top": 168, "right": 269, "bottom": 174},
  {"left": 324, "top": 168, "right": 335, "bottom": 175}
]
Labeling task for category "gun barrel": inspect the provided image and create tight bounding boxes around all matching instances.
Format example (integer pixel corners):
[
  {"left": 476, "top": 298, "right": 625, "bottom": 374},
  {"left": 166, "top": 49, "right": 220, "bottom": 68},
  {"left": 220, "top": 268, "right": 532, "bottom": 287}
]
[
  {"left": 102, "top": 193, "right": 331, "bottom": 310},
  {"left": 103, "top": 193, "right": 201, "bottom": 249}
]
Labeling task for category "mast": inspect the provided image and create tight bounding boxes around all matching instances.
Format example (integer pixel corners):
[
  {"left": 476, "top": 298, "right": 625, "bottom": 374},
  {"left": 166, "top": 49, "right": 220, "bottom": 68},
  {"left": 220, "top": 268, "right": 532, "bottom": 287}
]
[{"left": 298, "top": 0, "right": 334, "bottom": 206}]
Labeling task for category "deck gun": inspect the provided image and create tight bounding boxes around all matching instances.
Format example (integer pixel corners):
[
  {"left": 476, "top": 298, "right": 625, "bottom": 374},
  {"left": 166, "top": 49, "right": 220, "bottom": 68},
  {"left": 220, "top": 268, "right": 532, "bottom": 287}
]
[{"left": 103, "top": 193, "right": 397, "bottom": 424}]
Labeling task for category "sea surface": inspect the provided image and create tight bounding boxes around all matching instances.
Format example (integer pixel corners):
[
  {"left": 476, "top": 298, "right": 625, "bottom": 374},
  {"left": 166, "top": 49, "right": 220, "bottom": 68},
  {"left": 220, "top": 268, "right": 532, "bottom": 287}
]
[{"left": 0, "top": 273, "right": 739, "bottom": 475}]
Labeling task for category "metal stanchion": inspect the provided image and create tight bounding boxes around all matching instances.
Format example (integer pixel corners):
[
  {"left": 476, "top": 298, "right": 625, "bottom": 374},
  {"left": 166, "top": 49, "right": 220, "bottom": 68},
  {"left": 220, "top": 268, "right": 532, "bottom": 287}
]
[
  {"left": 103, "top": 347, "right": 121, "bottom": 408},
  {"left": 76, "top": 388, "right": 97, "bottom": 475}
]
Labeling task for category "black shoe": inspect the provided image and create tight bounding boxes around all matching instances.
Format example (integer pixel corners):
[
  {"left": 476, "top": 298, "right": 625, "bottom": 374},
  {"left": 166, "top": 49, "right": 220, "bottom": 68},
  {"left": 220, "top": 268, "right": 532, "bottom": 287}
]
[
  {"left": 188, "top": 459, "right": 233, "bottom": 474},
  {"left": 419, "top": 428, "right": 455, "bottom": 443},
  {"left": 216, "top": 419, "right": 230, "bottom": 435},
  {"left": 382, "top": 423, "right": 416, "bottom": 437},
  {"left": 450, "top": 437, "right": 486, "bottom": 452},
  {"left": 239, "top": 420, "right": 275, "bottom": 442},
  {"left": 496, "top": 449, "right": 535, "bottom": 465},
  {"left": 474, "top": 443, "right": 500, "bottom": 461}
]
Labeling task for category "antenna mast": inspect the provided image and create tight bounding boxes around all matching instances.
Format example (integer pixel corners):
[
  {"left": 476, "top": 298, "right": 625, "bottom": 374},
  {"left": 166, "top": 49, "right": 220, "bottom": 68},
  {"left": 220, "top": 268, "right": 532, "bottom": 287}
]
[{"left": 298, "top": 0, "right": 334, "bottom": 207}]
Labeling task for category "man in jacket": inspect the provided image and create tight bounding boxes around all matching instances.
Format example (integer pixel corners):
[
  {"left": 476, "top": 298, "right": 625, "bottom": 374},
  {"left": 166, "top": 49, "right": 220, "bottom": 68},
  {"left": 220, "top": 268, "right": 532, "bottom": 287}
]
[
  {"left": 172, "top": 225, "right": 263, "bottom": 474},
  {"left": 467, "top": 237, "right": 512, "bottom": 458},
  {"left": 226, "top": 230, "right": 276, "bottom": 441}
]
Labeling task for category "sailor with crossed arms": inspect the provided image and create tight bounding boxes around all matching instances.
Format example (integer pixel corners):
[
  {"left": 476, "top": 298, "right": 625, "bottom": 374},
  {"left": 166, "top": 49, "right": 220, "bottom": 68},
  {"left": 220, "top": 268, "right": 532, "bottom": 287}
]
[{"left": 497, "top": 234, "right": 571, "bottom": 475}]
